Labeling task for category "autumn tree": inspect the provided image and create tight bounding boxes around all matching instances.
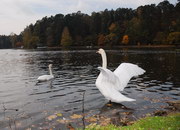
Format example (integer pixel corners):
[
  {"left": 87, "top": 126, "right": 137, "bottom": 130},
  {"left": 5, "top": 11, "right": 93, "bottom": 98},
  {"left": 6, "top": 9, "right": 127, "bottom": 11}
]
[
  {"left": 104, "top": 33, "right": 117, "bottom": 46},
  {"left": 167, "top": 32, "right": 180, "bottom": 45},
  {"left": 15, "top": 42, "right": 23, "bottom": 48},
  {"left": 109, "top": 23, "right": 117, "bottom": 33},
  {"left": 104, "top": 23, "right": 118, "bottom": 45},
  {"left": 98, "top": 34, "right": 105, "bottom": 46},
  {"left": 23, "top": 27, "right": 32, "bottom": 48},
  {"left": 61, "top": 26, "right": 73, "bottom": 46},
  {"left": 29, "top": 36, "right": 40, "bottom": 48},
  {"left": 23, "top": 26, "right": 40, "bottom": 48}
]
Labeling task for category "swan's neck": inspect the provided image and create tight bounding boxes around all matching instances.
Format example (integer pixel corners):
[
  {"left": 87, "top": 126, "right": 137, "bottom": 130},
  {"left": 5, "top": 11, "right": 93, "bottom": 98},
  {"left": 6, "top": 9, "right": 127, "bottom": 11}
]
[
  {"left": 49, "top": 66, "right": 53, "bottom": 75},
  {"left": 101, "top": 51, "right": 107, "bottom": 68}
]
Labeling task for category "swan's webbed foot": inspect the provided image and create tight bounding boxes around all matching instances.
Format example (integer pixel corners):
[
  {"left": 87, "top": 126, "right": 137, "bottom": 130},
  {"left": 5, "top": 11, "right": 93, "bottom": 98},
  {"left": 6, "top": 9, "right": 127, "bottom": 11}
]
[{"left": 106, "top": 100, "right": 112, "bottom": 107}]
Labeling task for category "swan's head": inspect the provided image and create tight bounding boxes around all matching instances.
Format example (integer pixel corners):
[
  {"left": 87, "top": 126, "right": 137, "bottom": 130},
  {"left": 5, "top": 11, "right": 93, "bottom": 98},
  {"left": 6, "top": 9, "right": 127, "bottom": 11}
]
[
  {"left": 49, "top": 64, "right": 53, "bottom": 67},
  {"left": 96, "top": 48, "right": 105, "bottom": 55}
]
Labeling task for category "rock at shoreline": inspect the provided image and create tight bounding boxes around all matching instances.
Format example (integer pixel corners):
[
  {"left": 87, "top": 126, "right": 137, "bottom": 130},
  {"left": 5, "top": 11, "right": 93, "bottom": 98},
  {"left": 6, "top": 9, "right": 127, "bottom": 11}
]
[{"left": 166, "top": 100, "right": 180, "bottom": 111}]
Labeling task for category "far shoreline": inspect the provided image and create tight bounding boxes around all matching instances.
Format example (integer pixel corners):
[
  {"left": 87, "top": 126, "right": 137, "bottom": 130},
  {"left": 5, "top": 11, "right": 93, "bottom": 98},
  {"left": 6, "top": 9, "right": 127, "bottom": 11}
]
[
  {"left": 1, "top": 44, "right": 180, "bottom": 50},
  {"left": 42, "top": 44, "right": 180, "bottom": 50}
]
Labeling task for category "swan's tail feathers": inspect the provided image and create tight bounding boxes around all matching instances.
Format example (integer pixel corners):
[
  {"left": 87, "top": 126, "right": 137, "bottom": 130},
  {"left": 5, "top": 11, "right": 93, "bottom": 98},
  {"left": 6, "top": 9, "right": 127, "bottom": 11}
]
[
  {"left": 109, "top": 89, "right": 137, "bottom": 103},
  {"left": 126, "top": 98, "right": 136, "bottom": 102},
  {"left": 112, "top": 97, "right": 136, "bottom": 103}
]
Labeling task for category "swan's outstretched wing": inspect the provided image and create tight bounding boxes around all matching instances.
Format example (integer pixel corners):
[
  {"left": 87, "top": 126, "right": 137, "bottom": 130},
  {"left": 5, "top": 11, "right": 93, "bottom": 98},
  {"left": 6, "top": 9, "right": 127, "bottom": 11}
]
[
  {"left": 114, "top": 63, "right": 145, "bottom": 91},
  {"left": 96, "top": 67, "right": 135, "bottom": 103},
  {"left": 97, "top": 67, "right": 119, "bottom": 85}
]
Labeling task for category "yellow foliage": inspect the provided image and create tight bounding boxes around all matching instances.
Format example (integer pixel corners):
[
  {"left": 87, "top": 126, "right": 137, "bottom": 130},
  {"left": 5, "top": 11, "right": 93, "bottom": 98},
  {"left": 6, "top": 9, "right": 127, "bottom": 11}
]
[
  {"left": 167, "top": 32, "right": 180, "bottom": 44},
  {"left": 61, "top": 26, "right": 73, "bottom": 46}
]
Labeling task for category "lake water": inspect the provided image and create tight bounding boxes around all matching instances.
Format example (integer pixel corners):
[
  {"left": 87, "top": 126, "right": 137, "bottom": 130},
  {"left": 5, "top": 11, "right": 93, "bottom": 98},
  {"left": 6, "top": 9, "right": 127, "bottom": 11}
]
[{"left": 0, "top": 48, "right": 180, "bottom": 129}]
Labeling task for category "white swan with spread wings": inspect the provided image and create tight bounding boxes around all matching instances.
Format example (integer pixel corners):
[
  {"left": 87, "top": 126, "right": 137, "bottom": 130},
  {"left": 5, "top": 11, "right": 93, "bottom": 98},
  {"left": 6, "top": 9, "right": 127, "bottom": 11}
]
[{"left": 95, "top": 48, "right": 145, "bottom": 103}]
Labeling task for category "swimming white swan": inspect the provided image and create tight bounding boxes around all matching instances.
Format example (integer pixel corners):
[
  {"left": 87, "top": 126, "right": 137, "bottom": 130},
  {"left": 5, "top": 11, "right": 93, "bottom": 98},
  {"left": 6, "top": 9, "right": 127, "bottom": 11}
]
[
  {"left": 37, "top": 64, "right": 54, "bottom": 82},
  {"left": 96, "top": 48, "right": 145, "bottom": 103}
]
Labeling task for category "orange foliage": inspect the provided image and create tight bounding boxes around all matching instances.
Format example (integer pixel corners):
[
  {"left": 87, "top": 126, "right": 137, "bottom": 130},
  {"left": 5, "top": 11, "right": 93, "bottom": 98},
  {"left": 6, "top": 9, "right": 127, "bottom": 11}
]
[
  {"left": 98, "top": 34, "right": 105, "bottom": 46},
  {"left": 108, "top": 23, "right": 116, "bottom": 33},
  {"left": 122, "top": 35, "right": 129, "bottom": 44}
]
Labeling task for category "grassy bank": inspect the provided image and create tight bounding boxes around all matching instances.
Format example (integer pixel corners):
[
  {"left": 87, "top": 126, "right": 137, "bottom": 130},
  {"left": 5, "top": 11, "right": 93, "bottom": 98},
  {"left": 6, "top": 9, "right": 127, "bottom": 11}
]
[{"left": 86, "top": 113, "right": 180, "bottom": 130}]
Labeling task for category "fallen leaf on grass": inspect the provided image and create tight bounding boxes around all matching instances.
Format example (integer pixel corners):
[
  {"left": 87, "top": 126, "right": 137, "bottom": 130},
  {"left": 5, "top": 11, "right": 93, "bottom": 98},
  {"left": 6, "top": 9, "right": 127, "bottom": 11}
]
[
  {"left": 99, "top": 118, "right": 111, "bottom": 126},
  {"left": 70, "top": 114, "right": 83, "bottom": 119},
  {"left": 57, "top": 118, "right": 71, "bottom": 124},
  {"left": 126, "top": 121, "right": 134, "bottom": 125},
  {"left": 47, "top": 115, "right": 57, "bottom": 121},
  {"left": 67, "top": 123, "right": 75, "bottom": 130},
  {"left": 16, "top": 121, "right": 22, "bottom": 127},
  {"left": 86, "top": 123, "right": 98, "bottom": 129},
  {"left": 56, "top": 113, "right": 62, "bottom": 117},
  {"left": 121, "top": 112, "right": 132, "bottom": 115},
  {"left": 106, "top": 103, "right": 113, "bottom": 107},
  {"left": 151, "top": 98, "right": 160, "bottom": 103},
  {"left": 86, "top": 116, "right": 97, "bottom": 122},
  {"left": 143, "top": 97, "right": 150, "bottom": 101}
]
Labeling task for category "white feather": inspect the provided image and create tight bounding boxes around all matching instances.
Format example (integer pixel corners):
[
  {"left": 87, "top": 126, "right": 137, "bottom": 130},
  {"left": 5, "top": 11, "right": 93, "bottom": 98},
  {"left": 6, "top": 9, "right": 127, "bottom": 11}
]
[{"left": 114, "top": 63, "right": 145, "bottom": 91}]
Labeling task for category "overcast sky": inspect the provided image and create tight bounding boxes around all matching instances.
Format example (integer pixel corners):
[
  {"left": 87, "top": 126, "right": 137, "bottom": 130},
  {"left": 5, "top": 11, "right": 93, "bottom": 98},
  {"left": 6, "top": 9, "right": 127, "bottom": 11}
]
[{"left": 0, "top": 0, "right": 177, "bottom": 35}]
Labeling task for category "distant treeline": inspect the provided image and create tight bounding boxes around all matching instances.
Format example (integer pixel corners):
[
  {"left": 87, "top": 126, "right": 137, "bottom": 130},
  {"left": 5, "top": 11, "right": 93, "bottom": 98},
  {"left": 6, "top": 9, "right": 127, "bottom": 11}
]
[{"left": 0, "top": 0, "right": 180, "bottom": 49}]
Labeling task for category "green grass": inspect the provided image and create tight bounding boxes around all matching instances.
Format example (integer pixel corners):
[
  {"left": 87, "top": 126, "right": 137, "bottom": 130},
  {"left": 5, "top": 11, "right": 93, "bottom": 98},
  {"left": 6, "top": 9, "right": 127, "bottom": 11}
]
[{"left": 85, "top": 113, "right": 180, "bottom": 130}]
